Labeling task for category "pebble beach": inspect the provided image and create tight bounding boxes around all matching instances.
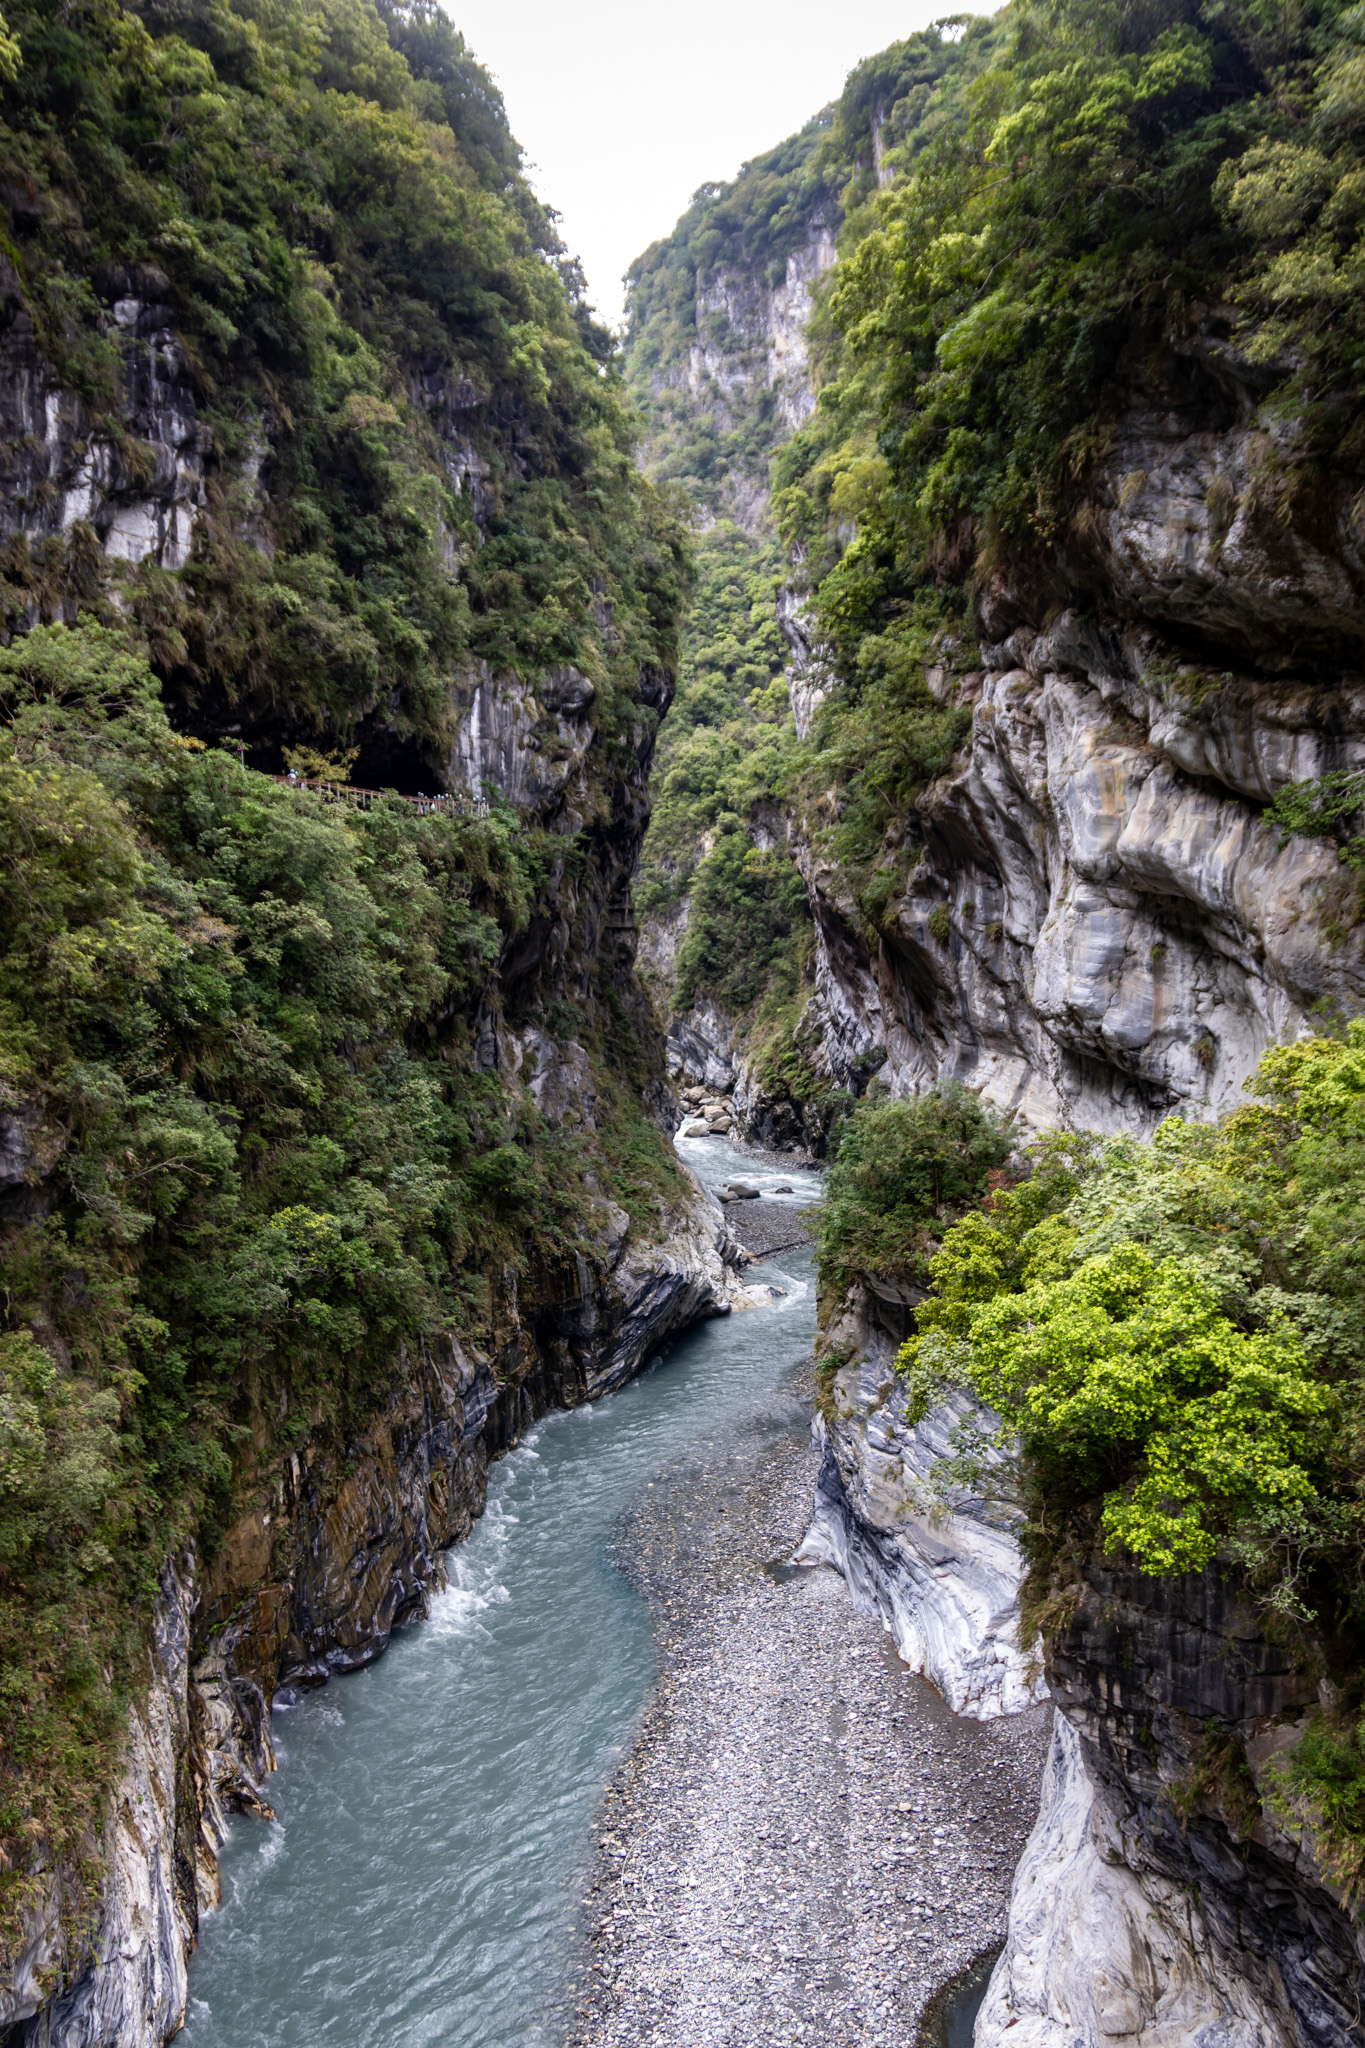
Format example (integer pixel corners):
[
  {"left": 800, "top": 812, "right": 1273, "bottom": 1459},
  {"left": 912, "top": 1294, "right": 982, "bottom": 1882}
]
[{"left": 559, "top": 1304, "right": 1049, "bottom": 2048}]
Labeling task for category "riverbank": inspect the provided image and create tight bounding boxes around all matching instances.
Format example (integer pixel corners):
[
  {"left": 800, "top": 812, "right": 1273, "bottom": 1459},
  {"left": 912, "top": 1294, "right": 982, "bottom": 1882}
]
[
  {"left": 722, "top": 1194, "right": 814, "bottom": 1262},
  {"left": 178, "top": 1166, "right": 819, "bottom": 2048},
  {"left": 561, "top": 1361, "right": 1049, "bottom": 2048}
]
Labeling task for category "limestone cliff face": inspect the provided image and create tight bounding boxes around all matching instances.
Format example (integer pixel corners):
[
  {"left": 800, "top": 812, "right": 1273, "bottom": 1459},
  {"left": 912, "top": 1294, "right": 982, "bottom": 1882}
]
[
  {"left": 0, "top": 262, "right": 211, "bottom": 575},
  {"left": 792, "top": 630, "right": 1364, "bottom": 1135},
  {"left": 785, "top": 1270, "right": 1039, "bottom": 1721},
  {"left": 748, "top": 337, "right": 1365, "bottom": 1140},
  {"left": 798, "top": 1383, "right": 1044, "bottom": 1722},
  {"left": 645, "top": 253, "right": 1365, "bottom": 1153},
  {"left": 644, "top": 220, "right": 836, "bottom": 534},
  {"left": 979, "top": 1561, "right": 1365, "bottom": 2048}
]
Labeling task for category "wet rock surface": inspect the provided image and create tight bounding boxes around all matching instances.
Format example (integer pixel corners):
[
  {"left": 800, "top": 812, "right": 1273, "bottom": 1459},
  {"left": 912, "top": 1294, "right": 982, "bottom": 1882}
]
[{"left": 562, "top": 1366, "right": 1049, "bottom": 2048}]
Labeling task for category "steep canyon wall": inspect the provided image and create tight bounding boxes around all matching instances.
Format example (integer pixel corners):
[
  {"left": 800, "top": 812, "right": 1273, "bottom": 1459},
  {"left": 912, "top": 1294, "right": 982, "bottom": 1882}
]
[
  {"left": 2, "top": 1195, "right": 738, "bottom": 2048},
  {"left": 624, "top": 30, "right": 1365, "bottom": 2044},
  {"left": 0, "top": 0, "right": 730, "bottom": 2036},
  {"left": 650, "top": 313, "right": 1365, "bottom": 1145},
  {"left": 784, "top": 336, "right": 1365, "bottom": 1138}
]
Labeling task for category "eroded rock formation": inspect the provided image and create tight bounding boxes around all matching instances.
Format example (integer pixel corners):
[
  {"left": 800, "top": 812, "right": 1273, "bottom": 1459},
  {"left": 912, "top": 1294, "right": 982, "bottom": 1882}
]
[
  {"left": 979, "top": 1562, "right": 1365, "bottom": 2048},
  {"left": 798, "top": 1388, "right": 1044, "bottom": 1722},
  {"left": 799, "top": 1259, "right": 1365, "bottom": 2046},
  {"left": 779, "top": 336, "right": 1365, "bottom": 1137}
]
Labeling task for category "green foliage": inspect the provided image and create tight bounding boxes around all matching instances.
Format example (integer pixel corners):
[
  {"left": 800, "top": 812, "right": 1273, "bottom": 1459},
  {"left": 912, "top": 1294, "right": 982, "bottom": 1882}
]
[
  {"left": 1216, "top": 4, "right": 1365, "bottom": 453},
  {"left": 910, "top": 1130, "right": 1102, "bottom": 1340},
  {"left": 767, "top": 0, "right": 1365, "bottom": 919},
  {"left": 814, "top": 1085, "right": 1013, "bottom": 1297},
  {"left": 1288, "top": 1705, "right": 1365, "bottom": 1899},
  {"left": 826, "top": 15, "right": 1003, "bottom": 199},
  {"left": 673, "top": 824, "right": 809, "bottom": 1014},
  {"left": 636, "top": 522, "right": 794, "bottom": 893},
  {"left": 0, "top": 621, "right": 681, "bottom": 1923},
  {"left": 1266, "top": 769, "right": 1365, "bottom": 867},
  {"left": 634, "top": 520, "right": 811, "bottom": 1022},
  {"left": 0, "top": 0, "right": 685, "bottom": 756},
  {"left": 792, "top": 586, "right": 972, "bottom": 926},
  {"left": 900, "top": 1029, "right": 1365, "bottom": 1608},
  {"left": 968, "top": 1244, "right": 1331, "bottom": 1573},
  {"left": 777, "top": 0, "right": 1275, "bottom": 572}
]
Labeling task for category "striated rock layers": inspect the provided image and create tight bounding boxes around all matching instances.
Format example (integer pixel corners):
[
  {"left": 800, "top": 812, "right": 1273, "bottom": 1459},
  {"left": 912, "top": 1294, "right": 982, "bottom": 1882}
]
[
  {"left": 800, "top": 1276, "right": 1364, "bottom": 2046},
  {"left": 790, "top": 1275, "right": 1041, "bottom": 1722},
  {"left": 2, "top": 1180, "right": 741, "bottom": 2048},
  {"left": 784, "top": 333, "right": 1365, "bottom": 1137},
  {"left": 797, "top": 1386, "right": 1043, "bottom": 1723},
  {"left": 979, "top": 1561, "right": 1365, "bottom": 2048}
]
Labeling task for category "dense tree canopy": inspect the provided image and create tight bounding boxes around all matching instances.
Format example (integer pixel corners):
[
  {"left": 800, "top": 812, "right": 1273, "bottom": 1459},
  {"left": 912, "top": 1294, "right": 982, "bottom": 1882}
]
[{"left": 0, "top": 0, "right": 686, "bottom": 764}]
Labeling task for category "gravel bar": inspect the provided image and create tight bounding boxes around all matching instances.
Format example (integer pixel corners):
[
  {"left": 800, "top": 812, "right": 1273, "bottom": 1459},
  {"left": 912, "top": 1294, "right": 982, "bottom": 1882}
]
[
  {"left": 723, "top": 1200, "right": 814, "bottom": 1261},
  {"left": 559, "top": 1358, "right": 1049, "bottom": 2048}
]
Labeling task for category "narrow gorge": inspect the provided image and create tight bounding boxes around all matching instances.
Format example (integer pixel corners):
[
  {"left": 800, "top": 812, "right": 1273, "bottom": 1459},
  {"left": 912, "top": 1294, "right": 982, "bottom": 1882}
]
[{"left": 2, "top": 0, "right": 1365, "bottom": 2045}]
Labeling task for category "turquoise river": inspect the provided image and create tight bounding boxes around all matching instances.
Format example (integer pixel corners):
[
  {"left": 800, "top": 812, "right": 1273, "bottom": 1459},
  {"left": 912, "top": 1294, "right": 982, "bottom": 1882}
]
[{"left": 183, "top": 1139, "right": 821, "bottom": 2047}]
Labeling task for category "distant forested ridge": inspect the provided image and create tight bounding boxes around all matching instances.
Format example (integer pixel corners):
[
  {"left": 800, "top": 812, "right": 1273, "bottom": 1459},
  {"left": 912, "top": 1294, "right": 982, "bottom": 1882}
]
[{"left": 624, "top": 16, "right": 1000, "bottom": 1114}]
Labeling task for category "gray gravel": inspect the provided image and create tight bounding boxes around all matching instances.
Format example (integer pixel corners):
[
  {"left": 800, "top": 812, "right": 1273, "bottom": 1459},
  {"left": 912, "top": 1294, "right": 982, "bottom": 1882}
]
[
  {"left": 724, "top": 1199, "right": 814, "bottom": 1261},
  {"left": 559, "top": 1362, "right": 1048, "bottom": 2048}
]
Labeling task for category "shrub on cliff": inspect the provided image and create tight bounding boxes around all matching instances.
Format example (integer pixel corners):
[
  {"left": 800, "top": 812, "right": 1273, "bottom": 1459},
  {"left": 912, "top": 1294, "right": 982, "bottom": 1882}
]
[
  {"left": 902, "top": 1031, "right": 1365, "bottom": 1599},
  {"left": 968, "top": 1245, "right": 1332, "bottom": 1574},
  {"left": 814, "top": 1084, "right": 1013, "bottom": 1298},
  {"left": 898, "top": 1030, "right": 1365, "bottom": 1891}
]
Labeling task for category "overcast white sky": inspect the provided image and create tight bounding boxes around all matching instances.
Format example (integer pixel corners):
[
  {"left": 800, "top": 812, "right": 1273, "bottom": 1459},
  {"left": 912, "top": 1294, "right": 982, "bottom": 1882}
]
[{"left": 446, "top": 1, "right": 966, "bottom": 327}]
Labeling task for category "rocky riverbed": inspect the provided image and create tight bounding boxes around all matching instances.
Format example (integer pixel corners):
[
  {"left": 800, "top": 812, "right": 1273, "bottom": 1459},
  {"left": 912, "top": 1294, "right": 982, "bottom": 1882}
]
[
  {"left": 560, "top": 1358, "right": 1050, "bottom": 2048},
  {"left": 722, "top": 1192, "right": 814, "bottom": 1262}
]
